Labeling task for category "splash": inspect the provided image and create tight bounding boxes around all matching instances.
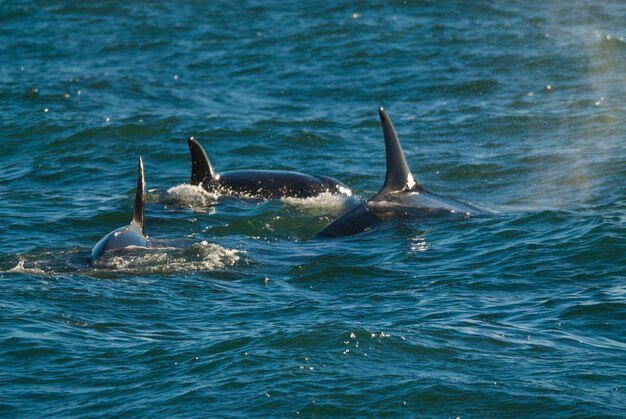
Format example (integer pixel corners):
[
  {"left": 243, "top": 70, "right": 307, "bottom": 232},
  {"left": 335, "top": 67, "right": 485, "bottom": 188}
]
[
  {"left": 92, "top": 241, "right": 241, "bottom": 273},
  {"left": 6, "top": 260, "right": 45, "bottom": 275},
  {"left": 281, "top": 191, "right": 355, "bottom": 210},
  {"left": 164, "top": 184, "right": 218, "bottom": 212}
]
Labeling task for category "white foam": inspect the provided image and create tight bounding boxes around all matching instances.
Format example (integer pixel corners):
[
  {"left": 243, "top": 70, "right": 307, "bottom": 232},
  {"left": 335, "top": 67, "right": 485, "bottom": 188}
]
[
  {"left": 93, "top": 241, "right": 241, "bottom": 273},
  {"left": 165, "top": 184, "right": 218, "bottom": 211},
  {"left": 6, "top": 260, "right": 45, "bottom": 275},
  {"left": 281, "top": 191, "right": 354, "bottom": 210}
]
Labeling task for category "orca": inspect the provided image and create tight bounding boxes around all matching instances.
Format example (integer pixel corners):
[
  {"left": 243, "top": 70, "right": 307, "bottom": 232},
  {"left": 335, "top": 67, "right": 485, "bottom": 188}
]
[
  {"left": 91, "top": 157, "right": 149, "bottom": 263},
  {"left": 187, "top": 137, "right": 351, "bottom": 199},
  {"left": 315, "top": 108, "right": 489, "bottom": 238}
]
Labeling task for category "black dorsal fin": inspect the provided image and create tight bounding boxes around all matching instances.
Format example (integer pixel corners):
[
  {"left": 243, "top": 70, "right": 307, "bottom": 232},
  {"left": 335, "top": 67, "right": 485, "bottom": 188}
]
[
  {"left": 188, "top": 137, "right": 215, "bottom": 186},
  {"left": 131, "top": 156, "right": 145, "bottom": 234},
  {"left": 376, "top": 108, "right": 419, "bottom": 196}
]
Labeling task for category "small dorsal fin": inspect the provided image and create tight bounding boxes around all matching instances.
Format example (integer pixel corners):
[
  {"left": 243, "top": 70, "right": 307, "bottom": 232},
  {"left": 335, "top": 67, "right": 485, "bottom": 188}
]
[
  {"left": 188, "top": 137, "right": 215, "bottom": 186},
  {"left": 131, "top": 156, "right": 145, "bottom": 234},
  {"left": 376, "top": 108, "right": 419, "bottom": 196}
]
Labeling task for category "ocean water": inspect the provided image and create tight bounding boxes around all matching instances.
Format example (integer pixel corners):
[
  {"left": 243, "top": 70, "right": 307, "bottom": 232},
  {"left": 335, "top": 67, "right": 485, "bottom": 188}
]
[{"left": 1, "top": 0, "right": 625, "bottom": 416}]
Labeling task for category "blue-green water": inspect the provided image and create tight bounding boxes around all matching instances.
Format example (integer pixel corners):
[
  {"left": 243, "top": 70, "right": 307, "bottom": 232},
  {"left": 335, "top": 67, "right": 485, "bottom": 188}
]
[{"left": 1, "top": 1, "right": 625, "bottom": 416}]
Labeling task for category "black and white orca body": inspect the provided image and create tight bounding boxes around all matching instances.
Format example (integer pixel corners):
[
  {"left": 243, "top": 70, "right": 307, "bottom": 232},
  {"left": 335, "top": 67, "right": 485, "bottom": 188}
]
[
  {"left": 315, "top": 108, "right": 489, "bottom": 238},
  {"left": 188, "top": 138, "right": 351, "bottom": 199},
  {"left": 91, "top": 157, "right": 149, "bottom": 263}
]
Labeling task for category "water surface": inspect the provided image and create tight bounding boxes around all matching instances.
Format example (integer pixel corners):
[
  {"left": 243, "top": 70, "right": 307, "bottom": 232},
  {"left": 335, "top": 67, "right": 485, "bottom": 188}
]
[{"left": 1, "top": 1, "right": 625, "bottom": 416}]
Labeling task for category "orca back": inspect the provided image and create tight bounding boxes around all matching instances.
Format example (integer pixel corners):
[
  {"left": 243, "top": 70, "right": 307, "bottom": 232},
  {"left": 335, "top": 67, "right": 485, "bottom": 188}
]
[
  {"left": 91, "top": 157, "right": 149, "bottom": 263},
  {"left": 314, "top": 108, "right": 487, "bottom": 238},
  {"left": 187, "top": 137, "right": 350, "bottom": 199}
]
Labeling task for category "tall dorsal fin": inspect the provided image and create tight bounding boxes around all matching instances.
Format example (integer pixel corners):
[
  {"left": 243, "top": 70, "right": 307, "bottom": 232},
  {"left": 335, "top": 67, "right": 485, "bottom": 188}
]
[
  {"left": 376, "top": 108, "right": 419, "bottom": 196},
  {"left": 131, "top": 156, "right": 145, "bottom": 234},
  {"left": 188, "top": 137, "right": 215, "bottom": 186}
]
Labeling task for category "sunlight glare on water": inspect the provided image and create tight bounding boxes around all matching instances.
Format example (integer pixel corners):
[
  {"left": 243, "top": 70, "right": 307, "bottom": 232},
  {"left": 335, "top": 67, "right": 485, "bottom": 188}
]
[{"left": 0, "top": 0, "right": 625, "bottom": 417}]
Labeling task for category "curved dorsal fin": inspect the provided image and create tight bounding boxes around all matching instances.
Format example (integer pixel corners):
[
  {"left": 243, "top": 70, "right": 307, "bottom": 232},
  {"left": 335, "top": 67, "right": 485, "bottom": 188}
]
[
  {"left": 131, "top": 156, "right": 145, "bottom": 234},
  {"left": 376, "top": 108, "right": 419, "bottom": 196},
  {"left": 188, "top": 137, "right": 215, "bottom": 186}
]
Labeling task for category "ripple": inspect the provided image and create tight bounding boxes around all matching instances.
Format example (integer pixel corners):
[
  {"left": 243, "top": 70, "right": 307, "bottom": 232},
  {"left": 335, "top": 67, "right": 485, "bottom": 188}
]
[{"left": 1, "top": 0, "right": 625, "bottom": 417}]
